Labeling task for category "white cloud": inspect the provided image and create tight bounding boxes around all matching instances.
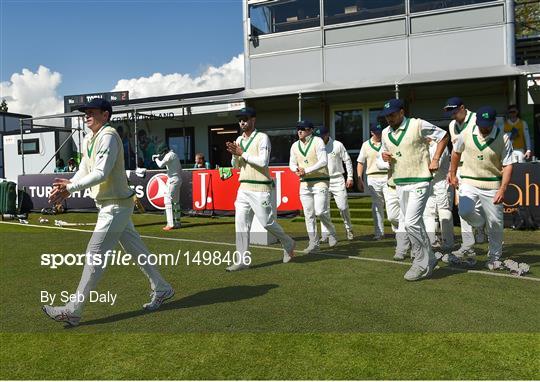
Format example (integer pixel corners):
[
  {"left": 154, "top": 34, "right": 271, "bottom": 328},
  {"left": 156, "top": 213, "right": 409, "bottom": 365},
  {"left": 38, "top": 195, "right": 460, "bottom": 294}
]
[
  {"left": 0, "top": 65, "right": 64, "bottom": 118},
  {"left": 111, "top": 54, "right": 244, "bottom": 98},
  {"left": 0, "top": 54, "right": 245, "bottom": 121}
]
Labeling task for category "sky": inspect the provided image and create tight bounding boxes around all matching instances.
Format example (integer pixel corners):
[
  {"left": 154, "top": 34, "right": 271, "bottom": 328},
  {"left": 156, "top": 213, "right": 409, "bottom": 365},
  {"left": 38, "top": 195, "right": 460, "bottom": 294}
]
[{"left": 0, "top": 0, "right": 245, "bottom": 116}]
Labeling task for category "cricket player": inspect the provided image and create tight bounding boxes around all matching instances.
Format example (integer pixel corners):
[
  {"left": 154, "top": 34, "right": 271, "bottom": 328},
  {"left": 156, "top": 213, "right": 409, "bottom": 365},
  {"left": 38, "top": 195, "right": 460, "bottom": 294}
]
[
  {"left": 444, "top": 97, "right": 485, "bottom": 259},
  {"left": 380, "top": 99, "right": 449, "bottom": 281},
  {"left": 357, "top": 123, "right": 389, "bottom": 240},
  {"left": 153, "top": 144, "right": 182, "bottom": 230},
  {"left": 43, "top": 98, "right": 174, "bottom": 326},
  {"left": 423, "top": 139, "right": 454, "bottom": 251},
  {"left": 290, "top": 120, "right": 337, "bottom": 253},
  {"left": 318, "top": 126, "right": 354, "bottom": 241},
  {"left": 448, "top": 106, "right": 515, "bottom": 270},
  {"left": 225, "top": 107, "right": 295, "bottom": 271},
  {"left": 504, "top": 104, "right": 532, "bottom": 161}
]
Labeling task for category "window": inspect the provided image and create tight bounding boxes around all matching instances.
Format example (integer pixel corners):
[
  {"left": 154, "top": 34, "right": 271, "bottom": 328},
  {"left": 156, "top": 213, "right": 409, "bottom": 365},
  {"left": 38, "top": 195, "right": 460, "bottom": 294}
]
[
  {"left": 249, "top": 0, "right": 320, "bottom": 36},
  {"left": 324, "top": 0, "right": 405, "bottom": 26},
  {"left": 410, "top": 0, "right": 495, "bottom": 13},
  {"left": 334, "top": 109, "right": 364, "bottom": 151},
  {"left": 166, "top": 127, "right": 195, "bottom": 164},
  {"left": 18, "top": 138, "right": 40, "bottom": 155},
  {"left": 264, "top": 127, "right": 298, "bottom": 165}
]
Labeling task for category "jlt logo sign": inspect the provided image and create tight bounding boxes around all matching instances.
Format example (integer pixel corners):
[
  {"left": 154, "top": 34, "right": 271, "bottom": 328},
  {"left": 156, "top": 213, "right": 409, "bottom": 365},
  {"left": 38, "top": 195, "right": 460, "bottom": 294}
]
[
  {"left": 194, "top": 172, "right": 212, "bottom": 209},
  {"left": 192, "top": 168, "right": 301, "bottom": 211},
  {"left": 146, "top": 173, "right": 169, "bottom": 210}
]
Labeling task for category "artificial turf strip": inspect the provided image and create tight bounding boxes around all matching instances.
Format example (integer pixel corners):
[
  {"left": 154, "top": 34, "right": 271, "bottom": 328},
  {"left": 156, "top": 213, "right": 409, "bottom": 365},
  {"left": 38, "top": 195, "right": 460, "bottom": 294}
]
[
  {"left": 1, "top": 213, "right": 539, "bottom": 379},
  {"left": 1, "top": 333, "right": 539, "bottom": 379}
]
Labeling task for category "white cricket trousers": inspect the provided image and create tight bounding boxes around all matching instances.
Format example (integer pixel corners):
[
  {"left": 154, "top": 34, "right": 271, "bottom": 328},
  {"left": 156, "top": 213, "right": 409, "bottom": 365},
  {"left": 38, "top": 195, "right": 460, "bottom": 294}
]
[
  {"left": 423, "top": 178, "right": 455, "bottom": 249},
  {"left": 300, "top": 184, "right": 336, "bottom": 245},
  {"left": 321, "top": 176, "right": 352, "bottom": 236},
  {"left": 458, "top": 183, "right": 504, "bottom": 260},
  {"left": 397, "top": 182, "right": 435, "bottom": 269},
  {"left": 165, "top": 176, "right": 181, "bottom": 227},
  {"left": 235, "top": 189, "right": 294, "bottom": 263},
  {"left": 385, "top": 186, "right": 410, "bottom": 256},
  {"left": 457, "top": 173, "right": 477, "bottom": 250},
  {"left": 367, "top": 176, "right": 388, "bottom": 237},
  {"left": 66, "top": 198, "right": 170, "bottom": 316}
]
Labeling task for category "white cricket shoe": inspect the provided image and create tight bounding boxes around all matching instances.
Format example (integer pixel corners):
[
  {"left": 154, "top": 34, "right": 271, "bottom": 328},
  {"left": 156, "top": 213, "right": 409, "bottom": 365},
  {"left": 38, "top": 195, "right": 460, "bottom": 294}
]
[
  {"left": 404, "top": 265, "right": 427, "bottom": 281},
  {"left": 303, "top": 242, "right": 319, "bottom": 254},
  {"left": 328, "top": 235, "right": 338, "bottom": 247},
  {"left": 143, "top": 288, "right": 175, "bottom": 311},
  {"left": 393, "top": 252, "right": 407, "bottom": 261},
  {"left": 42, "top": 305, "right": 81, "bottom": 326},
  {"left": 404, "top": 256, "right": 437, "bottom": 281},
  {"left": 486, "top": 259, "right": 503, "bottom": 271},
  {"left": 319, "top": 235, "right": 328, "bottom": 243},
  {"left": 373, "top": 234, "right": 384, "bottom": 241},
  {"left": 226, "top": 263, "right": 250, "bottom": 272},
  {"left": 283, "top": 239, "right": 295, "bottom": 263},
  {"left": 452, "top": 246, "right": 476, "bottom": 259},
  {"left": 346, "top": 230, "right": 354, "bottom": 241}
]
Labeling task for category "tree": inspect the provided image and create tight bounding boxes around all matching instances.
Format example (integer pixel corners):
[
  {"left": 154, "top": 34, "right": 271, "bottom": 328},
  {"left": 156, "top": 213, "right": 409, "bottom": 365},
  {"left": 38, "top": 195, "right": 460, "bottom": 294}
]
[
  {"left": 515, "top": 0, "right": 540, "bottom": 39},
  {"left": 0, "top": 99, "right": 7, "bottom": 112}
]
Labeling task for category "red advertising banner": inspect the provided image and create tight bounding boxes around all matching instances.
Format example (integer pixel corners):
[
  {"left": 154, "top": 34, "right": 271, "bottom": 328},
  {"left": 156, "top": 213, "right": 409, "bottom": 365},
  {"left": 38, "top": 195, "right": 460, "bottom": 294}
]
[{"left": 192, "top": 167, "right": 302, "bottom": 212}]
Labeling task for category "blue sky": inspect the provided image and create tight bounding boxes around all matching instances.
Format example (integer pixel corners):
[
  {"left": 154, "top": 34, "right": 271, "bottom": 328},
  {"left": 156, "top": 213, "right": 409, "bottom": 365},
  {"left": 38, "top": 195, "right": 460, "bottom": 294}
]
[{"left": 1, "top": 0, "right": 244, "bottom": 97}]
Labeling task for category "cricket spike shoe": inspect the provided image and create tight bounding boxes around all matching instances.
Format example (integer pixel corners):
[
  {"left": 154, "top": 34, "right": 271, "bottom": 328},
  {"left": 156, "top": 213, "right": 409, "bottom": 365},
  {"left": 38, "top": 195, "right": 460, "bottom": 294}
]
[
  {"left": 328, "top": 235, "right": 338, "bottom": 248},
  {"left": 346, "top": 230, "right": 354, "bottom": 241},
  {"left": 143, "top": 288, "right": 175, "bottom": 311},
  {"left": 226, "top": 263, "right": 250, "bottom": 272},
  {"left": 283, "top": 240, "right": 295, "bottom": 263},
  {"left": 42, "top": 305, "right": 81, "bottom": 327}
]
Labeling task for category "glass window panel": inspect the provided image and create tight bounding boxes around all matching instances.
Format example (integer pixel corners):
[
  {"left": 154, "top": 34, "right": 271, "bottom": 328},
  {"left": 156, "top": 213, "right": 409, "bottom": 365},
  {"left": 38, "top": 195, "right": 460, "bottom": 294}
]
[
  {"left": 334, "top": 109, "right": 364, "bottom": 151},
  {"left": 263, "top": 128, "right": 298, "bottom": 165},
  {"left": 250, "top": 0, "right": 320, "bottom": 36},
  {"left": 324, "top": 0, "right": 405, "bottom": 26},
  {"left": 410, "top": 0, "right": 494, "bottom": 13}
]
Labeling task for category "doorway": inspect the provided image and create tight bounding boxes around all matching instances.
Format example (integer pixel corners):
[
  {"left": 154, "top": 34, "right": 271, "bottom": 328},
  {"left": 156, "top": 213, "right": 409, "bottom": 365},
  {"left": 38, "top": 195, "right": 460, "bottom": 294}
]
[{"left": 208, "top": 124, "right": 239, "bottom": 168}]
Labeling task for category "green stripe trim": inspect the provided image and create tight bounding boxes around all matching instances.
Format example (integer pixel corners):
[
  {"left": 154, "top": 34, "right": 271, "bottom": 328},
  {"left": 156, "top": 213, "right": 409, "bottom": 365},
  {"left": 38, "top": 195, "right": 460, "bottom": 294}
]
[
  {"left": 301, "top": 177, "right": 330, "bottom": 182},
  {"left": 298, "top": 135, "right": 315, "bottom": 157},
  {"left": 472, "top": 126, "right": 500, "bottom": 151},
  {"left": 454, "top": 112, "right": 473, "bottom": 135},
  {"left": 388, "top": 118, "right": 410, "bottom": 147},
  {"left": 460, "top": 175, "right": 502, "bottom": 181},
  {"left": 367, "top": 171, "right": 388, "bottom": 175},
  {"left": 394, "top": 177, "right": 433, "bottom": 184},
  {"left": 239, "top": 180, "right": 273, "bottom": 185},
  {"left": 240, "top": 130, "right": 259, "bottom": 152},
  {"left": 368, "top": 139, "right": 381, "bottom": 152}
]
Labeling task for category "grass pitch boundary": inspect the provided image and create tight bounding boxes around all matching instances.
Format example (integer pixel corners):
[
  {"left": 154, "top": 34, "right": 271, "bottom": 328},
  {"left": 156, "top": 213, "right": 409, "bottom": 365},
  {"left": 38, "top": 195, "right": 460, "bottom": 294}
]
[{"left": 2, "top": 220, "right": 539, "bottom": 283}]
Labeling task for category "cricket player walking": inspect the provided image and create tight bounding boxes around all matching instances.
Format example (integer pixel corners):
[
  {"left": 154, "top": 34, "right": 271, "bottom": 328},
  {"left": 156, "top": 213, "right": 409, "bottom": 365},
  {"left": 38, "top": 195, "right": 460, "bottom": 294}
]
[
  {"left": 443, "top": 97, "right": 485, "bottom": 260},
  {"left": 290, "top": 120, "right": 337, "bottom": 253},
  {"left": 357, "top": 123, "right": 389, "bottom": 240},
  {"left": 318, "top": 126, "right": 354, "bottom": 241},
  {"left": 448, "top": 106, "right": 515, "bottom": 270},
  {"left": 43, "top": 99, "right": 174, "bottom": 326},
  {"left": 225, "top": 107, "right": 295, "bottom": 271},
  {"left": 380, "top": 99, "right": 449, "bottom": 281},
  {"left": 153, "top": 144, "right": 182, "bottom": 230}
]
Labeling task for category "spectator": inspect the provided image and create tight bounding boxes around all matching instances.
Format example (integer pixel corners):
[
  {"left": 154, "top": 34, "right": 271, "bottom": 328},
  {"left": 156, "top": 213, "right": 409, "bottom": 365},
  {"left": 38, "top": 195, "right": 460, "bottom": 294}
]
[
  {"left": 504, "top": 105, "right": 533, "bottom": 161},
  {"left": 66, "top": 157, "right": 78, "bottom": 172},
  {"left": 54, "top": 158, "right": 66, "bottom": 173},
  {"left": 194, "top": 153, "right": 210, "bottom": 169}
]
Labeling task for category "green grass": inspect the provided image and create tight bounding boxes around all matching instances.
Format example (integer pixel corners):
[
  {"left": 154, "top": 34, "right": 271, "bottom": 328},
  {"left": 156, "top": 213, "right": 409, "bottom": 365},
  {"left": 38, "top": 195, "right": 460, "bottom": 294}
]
[{"left": 0, "top": 211, "right": 539, "bottom": 379}]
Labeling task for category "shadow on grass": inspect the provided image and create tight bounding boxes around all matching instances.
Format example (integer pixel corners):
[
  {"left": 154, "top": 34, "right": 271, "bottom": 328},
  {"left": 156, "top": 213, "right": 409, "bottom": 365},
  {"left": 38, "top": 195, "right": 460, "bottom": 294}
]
[{"left": 77, "top": 284, "right": 278, "bottom": 328}]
